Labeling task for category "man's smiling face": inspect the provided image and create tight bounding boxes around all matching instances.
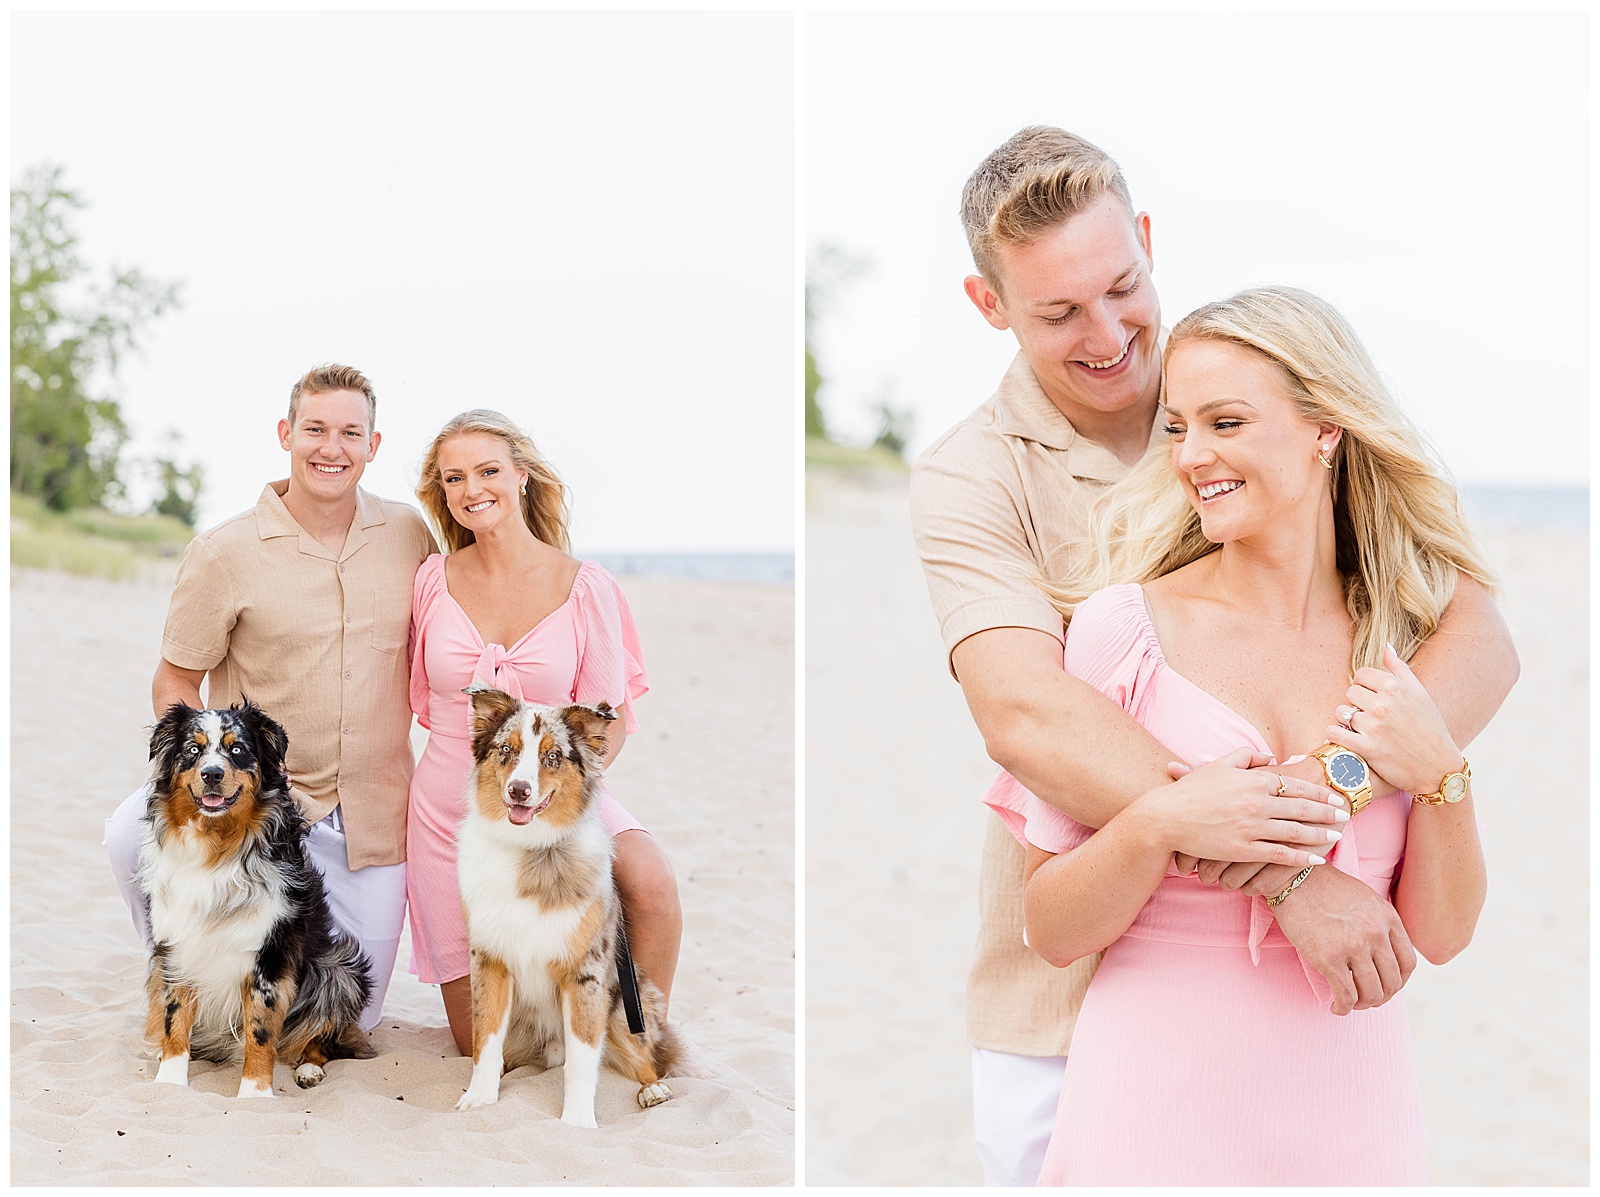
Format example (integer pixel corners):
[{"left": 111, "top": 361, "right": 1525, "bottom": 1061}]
[
  {"left": 277, "top": 388, "right": 379, "bottom": 506},
  {"left": 971, "top": 191, "right": 1162, "bottom": 428}
]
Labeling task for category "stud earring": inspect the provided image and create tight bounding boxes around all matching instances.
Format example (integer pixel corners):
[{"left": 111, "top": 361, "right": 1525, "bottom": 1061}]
[
  {"left": 1316, "top": 444, "right": 1334, "bottom": 471},
  {"left": 519, "top": 481, "right": 527, "bottom": 495}
]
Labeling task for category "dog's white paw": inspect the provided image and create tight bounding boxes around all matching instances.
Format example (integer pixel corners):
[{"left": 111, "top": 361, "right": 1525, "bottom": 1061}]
[
  {"left": 153, "top": 1054, "right": 190, "bottom": 1086},
  {"left": 293, "top": 1063, "right": 325, "bottom": 1089},
  {"left": 637, "top": 1081, "right": 673, "bottom": 1108},
  {"left": 455, "top": 1086, "right": 500, "bottom": 1111},
  {"left": 235, "top": 1078, "right": 276, "bottom": 1099},
  {"left": 560, "top": 1105, "right": 600, "bottom": 1129}
]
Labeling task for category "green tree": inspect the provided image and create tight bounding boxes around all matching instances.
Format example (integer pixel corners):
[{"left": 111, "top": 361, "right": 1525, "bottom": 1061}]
[
  {"left": 11, "top": 164, "right": 182, "bottom": 511},
  {"left": 804, "top": 243, "right": 867, "bottom": 443}
]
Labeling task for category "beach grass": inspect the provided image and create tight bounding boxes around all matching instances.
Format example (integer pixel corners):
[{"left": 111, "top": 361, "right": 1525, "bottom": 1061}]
[
  {"left": 805, "top": 436, "right": 910, "bottom": 474},
  {"left": 9, "top": 491, "right": 193, "bottom": 582}
]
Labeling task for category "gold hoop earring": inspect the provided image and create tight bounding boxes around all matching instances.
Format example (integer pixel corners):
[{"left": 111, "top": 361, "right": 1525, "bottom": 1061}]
[{"left": 1316, "top": 444, "right": 1334, "bottom": 471}]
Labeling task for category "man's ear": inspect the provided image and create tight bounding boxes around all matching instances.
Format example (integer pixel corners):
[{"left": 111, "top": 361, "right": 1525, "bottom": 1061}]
[
  {"left": 1135, "top": 211, "right": 1153, "bottom": 273},
  {"left": 277, "top": 418, "right": 293, "bottom": 451},
  {"left": 366, "top": 429, "right": 382, "bottom": 462},
  {"left": 964, "top": 274, "right": 1010, "bottom": 331}
]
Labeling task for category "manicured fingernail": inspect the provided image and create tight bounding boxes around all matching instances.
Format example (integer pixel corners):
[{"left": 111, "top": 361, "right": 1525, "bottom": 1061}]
[
  {"left": 1326, "top": 829, "right": 1342, "bottom": 842},
  {"left": 1308, "top": 854, "right": 1326, "bottom": 865},
  {"left": 1333, "top": 809, "right": 1350, "bottom": 823}
]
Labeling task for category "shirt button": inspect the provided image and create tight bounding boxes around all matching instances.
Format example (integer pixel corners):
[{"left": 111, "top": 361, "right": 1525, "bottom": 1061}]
[
  {"left": 339, "top": 563, "right": 345, "bottom": 572},
  {"left": 345, "top": 616, "right": 352, "bottom": 624},
  {"left": 344, "top": 672, "right": 352, "bottom": 679},
  {"left": 342, "top": 727, "right": 351, "bottom": 735}
]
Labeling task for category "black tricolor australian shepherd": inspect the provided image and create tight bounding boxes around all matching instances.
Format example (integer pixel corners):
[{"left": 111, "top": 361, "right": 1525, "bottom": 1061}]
[
  {"left": 455, "top": 685, "right": 682, "bottom": 1126},
  {"left": 137, "top": 700, "right": 374, "bottom": 1098}
]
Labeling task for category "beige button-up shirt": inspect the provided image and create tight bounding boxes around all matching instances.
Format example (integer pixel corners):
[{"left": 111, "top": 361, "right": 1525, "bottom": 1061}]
[
  {"left": 910, "top": 351, "right": 1164, "bottom": 1057},
  {"left": 160, "top": 482, "right": 436, "bottom": 869}
]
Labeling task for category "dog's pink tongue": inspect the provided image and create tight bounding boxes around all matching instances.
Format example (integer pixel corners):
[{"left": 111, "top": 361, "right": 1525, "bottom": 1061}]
[
  {"left": 507, "top": 805, "right": 535, "bottom": 826},
  {"left": 201, "top": 794, "right": 227, "bottom": 809}
]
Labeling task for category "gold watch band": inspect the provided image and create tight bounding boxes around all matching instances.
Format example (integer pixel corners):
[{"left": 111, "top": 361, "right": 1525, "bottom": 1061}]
[{"left": 1414, "top": 758, "right": 1471, "bottom": 806}]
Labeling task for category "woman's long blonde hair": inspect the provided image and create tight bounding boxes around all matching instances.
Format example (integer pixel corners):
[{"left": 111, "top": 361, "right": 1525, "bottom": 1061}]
[
  {"left": 416, "top": 409, "right": 571, "bottom": 553},
  {"left": 1046, "top": 286, "right": 1496, "bottom": 670}
]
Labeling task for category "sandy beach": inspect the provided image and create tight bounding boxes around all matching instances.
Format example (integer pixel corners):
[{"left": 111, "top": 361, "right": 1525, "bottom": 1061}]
[
  {"left": 804, "top": 472, "right": 1588, "bottom": 1186},
  {"left": 10, "top": 565, "right": 794, "bottom": 1186}
]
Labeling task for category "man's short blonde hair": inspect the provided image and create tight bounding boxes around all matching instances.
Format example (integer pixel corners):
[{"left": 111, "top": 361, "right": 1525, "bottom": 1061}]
[
  {"left": 287, "top": 364, "right": 377, "bottom": 431},
  {"left": 960, "top": 126, "right": 1135, "bottom": 291}
]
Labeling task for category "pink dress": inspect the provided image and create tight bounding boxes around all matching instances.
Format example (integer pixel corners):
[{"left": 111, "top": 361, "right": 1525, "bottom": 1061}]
[
  {"left": 405, "top": 554, "right": 650, "bottom": 984},
  {"left": 986, "top": 584, "right": 1427, "bottom": 1186}
]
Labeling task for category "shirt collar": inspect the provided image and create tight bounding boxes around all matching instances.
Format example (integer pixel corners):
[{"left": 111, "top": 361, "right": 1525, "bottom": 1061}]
[
  {"left": 255, "top": 481, "right": 389, "bottom": 542},
  {"left": 990, "top": 340, "right": 1169, "bottom": 482}
]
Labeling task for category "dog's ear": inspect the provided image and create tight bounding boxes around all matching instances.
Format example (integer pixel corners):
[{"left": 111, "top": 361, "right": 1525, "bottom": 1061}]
[
  {"left": 561, "top": 702, "right": 617, "bottom": 759},
  {"left": 149, "top": 702, "right": 197, "bottom": 767},
  {"left": 236, "top": 698, "right": 290, "bottom": 789},
  {"left": 466, "top": 685, "right": 520, "bottom": 759}
]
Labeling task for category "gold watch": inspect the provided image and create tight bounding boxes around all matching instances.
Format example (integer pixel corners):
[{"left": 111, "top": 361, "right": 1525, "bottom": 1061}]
[
  {"left": 1311, "top": 743, "right": 1373, "bottom": 815},
  {"left": 1414, "top": 758, "right": 1471, "bottom": 806}
]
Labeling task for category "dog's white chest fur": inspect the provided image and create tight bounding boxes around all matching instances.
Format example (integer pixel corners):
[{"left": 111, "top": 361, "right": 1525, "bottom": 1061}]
[
  {"left": 139, "top": 823, "right": 289, "bottom": 1028},
  {"left": 457, "top": 816, "right": 611, "bottom": 1014}
]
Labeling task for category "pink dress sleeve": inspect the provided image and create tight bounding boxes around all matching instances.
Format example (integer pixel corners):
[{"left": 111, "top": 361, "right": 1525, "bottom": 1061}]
[
  {"left": 408, "top": 554, "right": 448, "bottom": 730},
  {"left": 984, "top": 584, "right": 1159, "bottom": 854},
  {"left": 570, "top": 563, "right": 650, "bottom": 735}
]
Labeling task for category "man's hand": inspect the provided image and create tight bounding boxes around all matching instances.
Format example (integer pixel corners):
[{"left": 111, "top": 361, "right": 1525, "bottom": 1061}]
[{"left": 1270, "top": 866, "right": 1417, "bottom": 1015}]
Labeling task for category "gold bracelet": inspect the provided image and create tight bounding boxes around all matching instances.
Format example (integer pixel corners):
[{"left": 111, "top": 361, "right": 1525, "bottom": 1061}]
[{"left": 1265, "top": 864, "right": 1316, "bottom": 907}]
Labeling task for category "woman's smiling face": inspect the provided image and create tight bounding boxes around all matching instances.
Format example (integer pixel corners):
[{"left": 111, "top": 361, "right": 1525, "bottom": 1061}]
[
  {"left": 1161, "top": 338, "right": 1339, "bottom": 545},
  {"left": 438, "top": 431, "right": 528, "bottom": 536}
]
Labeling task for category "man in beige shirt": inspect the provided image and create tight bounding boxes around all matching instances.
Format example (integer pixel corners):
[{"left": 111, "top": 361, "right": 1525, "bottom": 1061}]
[
  {"left": 910, "top": 127, "right": 1518, "bottom": 1184},
  {"left": 105, "top": 365, "right": 437, "bottom": 1030}
]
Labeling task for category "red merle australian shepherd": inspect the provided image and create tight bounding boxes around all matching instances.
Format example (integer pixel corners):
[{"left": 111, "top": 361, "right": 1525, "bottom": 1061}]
[
  {"left": 137, "top": 700, "right": 374, "bottom": 1098},
  {"left": 455, "top": 686, "right": 682, "bottom": 1126}
]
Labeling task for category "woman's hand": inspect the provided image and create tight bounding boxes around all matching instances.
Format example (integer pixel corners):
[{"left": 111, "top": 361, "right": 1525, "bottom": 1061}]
[
  {"left": 1134, "top": 747, "right": 1349, "bottom": 868},
  {"left": 1326, "top": 644, "right": 1465, "bottom": 795}
]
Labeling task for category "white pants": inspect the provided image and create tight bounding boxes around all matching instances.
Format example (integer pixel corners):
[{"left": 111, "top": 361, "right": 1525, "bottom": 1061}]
[
  {"left": 104, "top": 785, "right": 406, "bottom": 1032},
  {"left": 971, "top": 1047, "right": 1069, "bottom": 1187}
]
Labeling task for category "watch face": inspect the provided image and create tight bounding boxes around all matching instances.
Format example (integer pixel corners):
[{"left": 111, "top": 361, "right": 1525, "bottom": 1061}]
[
  {"left": 1328, "top": 750, "right": 1368, "bottom": 790},
  {"left": 1443, "top": 774, "right": 1468, "bottom": 802}
]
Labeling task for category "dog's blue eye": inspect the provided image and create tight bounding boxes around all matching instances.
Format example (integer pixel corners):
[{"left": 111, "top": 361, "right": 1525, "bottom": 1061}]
[
  {"left": 230, "top": 746, "right": 241, "bottom": 755},
  {"left": 187, "top": 745, "right": 200, "bottom": 755},
  {"left": 498, "top": 744, "right": 512, "bottom": 756}
]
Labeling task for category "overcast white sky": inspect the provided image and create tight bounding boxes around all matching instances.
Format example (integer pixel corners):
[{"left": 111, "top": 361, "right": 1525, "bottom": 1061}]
[
  {"left": 806, "top": 10, "right": 1590, "bottom": 489},
  {"left": 12, "top": 10, "right": 795, "bottom": 551}
]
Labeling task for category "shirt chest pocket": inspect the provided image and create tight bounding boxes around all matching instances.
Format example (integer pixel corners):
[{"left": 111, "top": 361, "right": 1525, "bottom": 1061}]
[{"left": 372, "top": 586, "right": 412, "bottom": 655}]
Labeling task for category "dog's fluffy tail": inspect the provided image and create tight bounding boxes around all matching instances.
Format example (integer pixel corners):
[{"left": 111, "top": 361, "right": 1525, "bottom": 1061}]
[{"left": 283, "top": 933, "right": 373, "bottom": 1052}]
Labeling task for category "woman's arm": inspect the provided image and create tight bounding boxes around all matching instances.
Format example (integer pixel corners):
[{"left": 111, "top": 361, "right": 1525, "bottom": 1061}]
[
  {"left": 600, "top": 722, "right": 626, "bottom": 770},
  {"left": 1023, "top": 806, "right": 1174, "bottom": 968},
  {"left": 1392, "top": 777, "right": 1486, "bottom": 964},
  {"left": 1330, "top": 645, "right": 1488, "bottom": 963}
]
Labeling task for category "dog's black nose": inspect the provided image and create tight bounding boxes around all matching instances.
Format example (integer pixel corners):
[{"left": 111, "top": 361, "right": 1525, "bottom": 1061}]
[
  {"left": 200, "top": 764, "right": 225, "bottom": 785},
  {"left": 508, "top": 779, "right": 532, "bottom": 802}
]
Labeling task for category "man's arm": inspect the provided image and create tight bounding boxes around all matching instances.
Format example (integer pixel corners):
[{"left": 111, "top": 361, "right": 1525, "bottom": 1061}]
[
  {"left": 953, "top": 625, "right": 1415, "bottom": 1016},
  {"left": 954, "top": 626, "right": 1343, "bottom": 861},
  {"left": 152, "top": 658, "right": 206, "bottom": 717},
  {"left": 954, "top": 626, "right": 1171, "bottom": 828}
]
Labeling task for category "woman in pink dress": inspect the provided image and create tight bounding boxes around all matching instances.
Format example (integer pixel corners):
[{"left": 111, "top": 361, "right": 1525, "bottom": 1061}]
[
  {"left": 407, "top": 409, "right": 681, "bottom": 1057},
  {"left": 989, "top": 288, "right": 1497, "bottom": 1185}
]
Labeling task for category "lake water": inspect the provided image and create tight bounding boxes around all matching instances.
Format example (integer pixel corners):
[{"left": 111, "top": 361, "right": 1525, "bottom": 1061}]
[
  {"left": 581, "top": 551, "right": 795, "bottom": 585},
  {"left": 1460, "top": 485, "right": 1587, "bottom": 532}
]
